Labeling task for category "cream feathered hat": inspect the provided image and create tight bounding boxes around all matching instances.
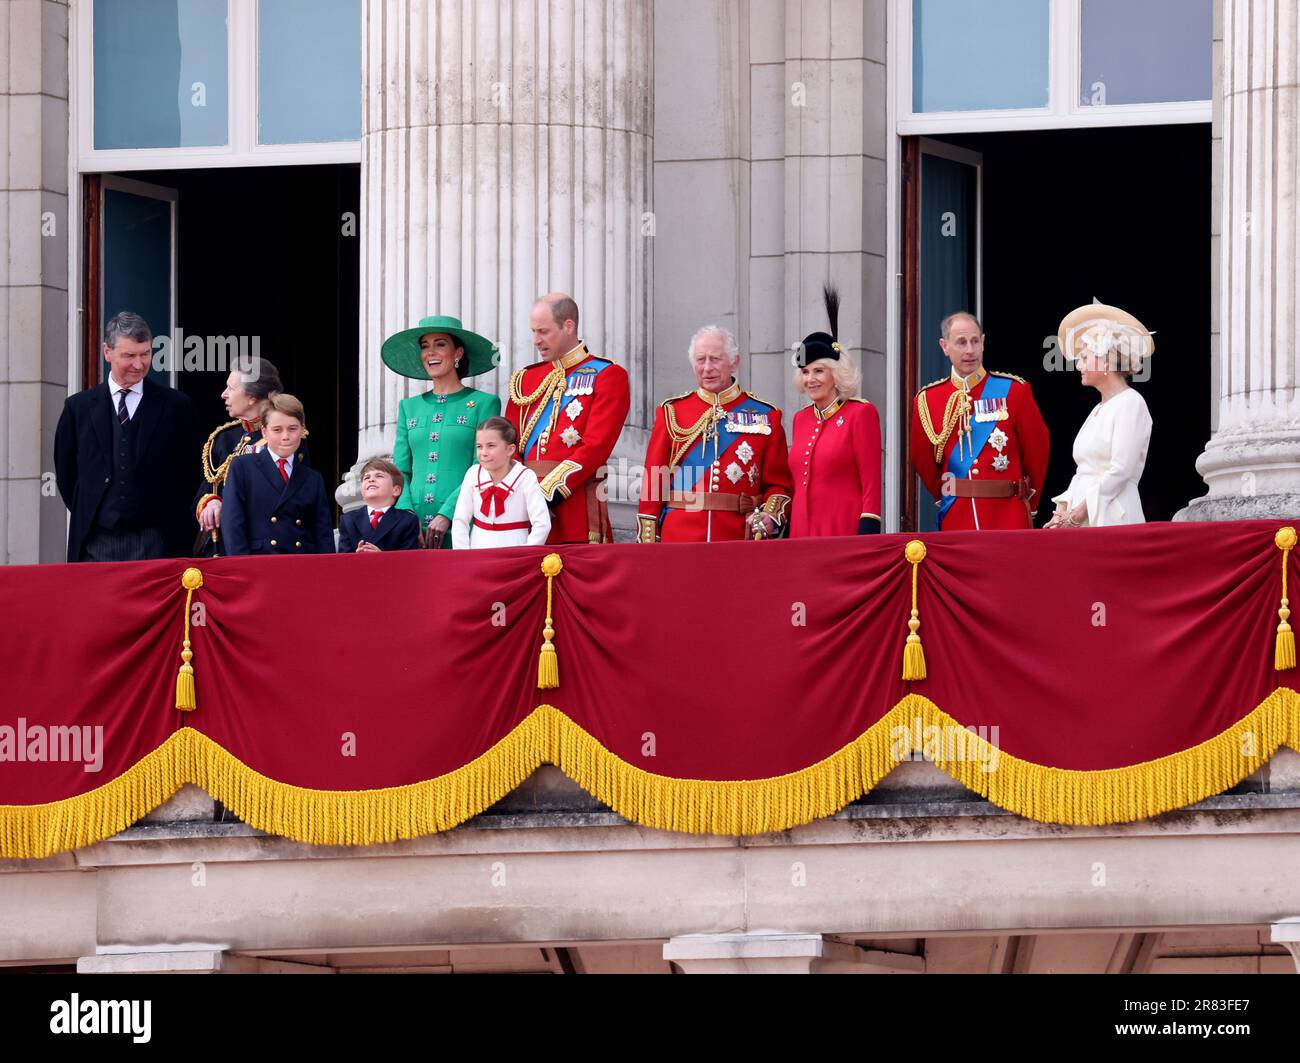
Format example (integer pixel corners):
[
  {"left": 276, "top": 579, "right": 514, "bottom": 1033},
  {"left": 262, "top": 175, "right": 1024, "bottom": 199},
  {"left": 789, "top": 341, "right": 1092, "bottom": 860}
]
[{"left": 1058, "top": 302, "right": 1154, "bottom": 372}]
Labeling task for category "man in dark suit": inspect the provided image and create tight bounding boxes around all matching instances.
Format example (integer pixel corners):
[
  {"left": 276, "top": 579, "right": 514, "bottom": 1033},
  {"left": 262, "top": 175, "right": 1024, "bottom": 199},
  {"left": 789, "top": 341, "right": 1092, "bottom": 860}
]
[{"left": 54, "top": 311, "right": 199, "bottom": 562}]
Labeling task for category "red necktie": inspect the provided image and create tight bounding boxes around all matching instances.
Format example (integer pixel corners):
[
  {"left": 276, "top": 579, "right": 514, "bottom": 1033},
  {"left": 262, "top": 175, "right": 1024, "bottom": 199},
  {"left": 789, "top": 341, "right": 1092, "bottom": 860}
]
[
  {"left": 277, "top": 458, "right": 290, "bottom": 483},
  {"left": 370, "top": 510, "right": 382, "bottom": 530},
  {"left": 480, "top": 484, "right": 509, "bottom": 518}
]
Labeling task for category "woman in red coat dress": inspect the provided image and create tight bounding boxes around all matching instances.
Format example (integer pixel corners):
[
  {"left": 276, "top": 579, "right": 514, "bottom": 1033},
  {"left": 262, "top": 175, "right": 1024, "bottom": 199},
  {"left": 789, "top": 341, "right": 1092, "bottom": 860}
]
[{"left": 788, "top": 289, "right": 883, "bottom": 537}]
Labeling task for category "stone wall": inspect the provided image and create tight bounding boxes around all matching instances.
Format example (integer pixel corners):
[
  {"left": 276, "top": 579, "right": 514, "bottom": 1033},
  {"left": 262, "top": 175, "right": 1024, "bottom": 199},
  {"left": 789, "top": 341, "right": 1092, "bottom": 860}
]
[{"left": 0, "top": 0, "right": 69, "bottom": 564}]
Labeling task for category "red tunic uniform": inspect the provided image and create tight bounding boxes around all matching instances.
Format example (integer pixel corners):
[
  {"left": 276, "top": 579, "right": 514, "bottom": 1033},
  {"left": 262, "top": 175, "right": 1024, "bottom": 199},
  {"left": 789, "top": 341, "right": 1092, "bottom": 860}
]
[
  {"left": 910, "top": 368, "right": 1050, "bottom": 531},
  {"left": 505, "top": 344, "right": 631, "bottom": 544},
  {"left": 788, "top": 398, "right": 882, "bottom": 538},
  {"left": 638, "top": 382, "right": 794, "bottom": 543}
]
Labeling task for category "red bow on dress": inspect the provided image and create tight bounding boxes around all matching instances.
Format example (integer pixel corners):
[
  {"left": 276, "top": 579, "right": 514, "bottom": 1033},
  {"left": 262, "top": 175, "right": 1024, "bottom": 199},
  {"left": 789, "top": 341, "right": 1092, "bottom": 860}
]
[{"left": 480, "top": 483, "right": 510, "bottom": 518}]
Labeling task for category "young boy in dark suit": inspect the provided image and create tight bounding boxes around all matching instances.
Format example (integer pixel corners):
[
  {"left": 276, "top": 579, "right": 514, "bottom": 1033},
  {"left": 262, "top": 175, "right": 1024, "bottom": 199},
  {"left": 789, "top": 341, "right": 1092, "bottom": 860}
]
[
  {"left": 338, "top": 458, "right": 422, "bottom": 553},
  {"left": 222, "top": 394, "right": 336, "bottom": 556}
]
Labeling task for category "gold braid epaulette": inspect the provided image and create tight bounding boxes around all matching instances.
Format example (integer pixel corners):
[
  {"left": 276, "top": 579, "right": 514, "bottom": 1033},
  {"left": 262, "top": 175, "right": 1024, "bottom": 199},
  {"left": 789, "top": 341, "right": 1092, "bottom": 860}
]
[
  {"left": 664, "top": 397, "right": 721, "bottom": 471},
  {"left": 511, "top": 365, "right": 567, "bottom": 454},
  {"left": 201, "top": 420, "right": 246, "bottom": 487},
  {"left": 916, "top": 387, "right": 970, "bottom": 464}
]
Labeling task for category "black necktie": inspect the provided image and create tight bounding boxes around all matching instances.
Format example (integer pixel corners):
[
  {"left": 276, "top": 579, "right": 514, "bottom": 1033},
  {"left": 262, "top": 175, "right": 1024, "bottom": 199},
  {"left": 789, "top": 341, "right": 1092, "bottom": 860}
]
[{"left": 116, "top": 390, "right": 130, "bottom": 425}]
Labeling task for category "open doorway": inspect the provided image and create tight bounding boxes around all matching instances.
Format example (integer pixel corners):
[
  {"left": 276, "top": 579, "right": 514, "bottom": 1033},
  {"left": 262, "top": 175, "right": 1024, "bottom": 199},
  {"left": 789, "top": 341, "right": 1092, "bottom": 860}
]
[
  {"left": 903, "top": 125, "right": 1212, "bottom": 527},
  {"left": 85, "top": 164, "right": 360, "bottom": 510}
]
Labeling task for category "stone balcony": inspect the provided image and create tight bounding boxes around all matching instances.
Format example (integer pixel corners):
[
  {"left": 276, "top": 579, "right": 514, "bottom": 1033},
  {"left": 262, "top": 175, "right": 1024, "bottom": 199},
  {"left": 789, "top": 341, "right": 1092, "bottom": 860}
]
[{"left": 4, "top": 752, "right": 1300, "bottom": 974}]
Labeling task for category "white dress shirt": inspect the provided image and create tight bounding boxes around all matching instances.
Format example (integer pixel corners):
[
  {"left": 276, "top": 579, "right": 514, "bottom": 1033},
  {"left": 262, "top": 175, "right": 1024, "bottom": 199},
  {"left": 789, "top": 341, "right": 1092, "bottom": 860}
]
[{"left": 108, "top": 376, "right": 144, "bottom": 420}]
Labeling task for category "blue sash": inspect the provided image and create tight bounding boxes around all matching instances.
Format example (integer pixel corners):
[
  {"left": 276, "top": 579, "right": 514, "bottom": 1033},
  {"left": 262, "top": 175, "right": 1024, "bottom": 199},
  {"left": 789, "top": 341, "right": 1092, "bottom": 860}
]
[
  {"left": 523, "top": 359, "right": 612, "bottom": 457},
  {"left": 937, "top": 375, "right": 1011, "bottom": 527},
  {"left": 661, "top": 397, "right": 772, "bottom": 528}
]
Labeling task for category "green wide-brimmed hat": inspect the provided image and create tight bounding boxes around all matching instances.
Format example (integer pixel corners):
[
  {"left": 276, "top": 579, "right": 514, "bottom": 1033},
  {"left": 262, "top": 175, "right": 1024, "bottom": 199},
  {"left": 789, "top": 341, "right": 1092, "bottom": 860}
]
[{"left": 381, "top": 315, "right": 499, "bottom": 380}]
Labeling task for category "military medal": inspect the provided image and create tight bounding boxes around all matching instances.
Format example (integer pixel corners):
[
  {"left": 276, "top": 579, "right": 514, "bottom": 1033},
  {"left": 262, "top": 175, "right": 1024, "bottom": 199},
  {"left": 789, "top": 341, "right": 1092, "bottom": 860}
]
[
  {"left": 561, "top": 426, "right": 582, "bottom": 447},
  {"left": 974, "top": 397, "right": 1009, "bottom": 423},
  {"left": 725, "top": 410, "right": 772, "bottom": 435},
  {"left": 565, "top": 398, "right": 584, "bottom": 421},
  {"left": 736, "top": 441, "right": 754, "bottom": 464},
  {"left": 566, "top": 369, "right": 597, "bottom": 397},
  {"left": 989, "top": 427, "right": 1010, "bottom": 473}
]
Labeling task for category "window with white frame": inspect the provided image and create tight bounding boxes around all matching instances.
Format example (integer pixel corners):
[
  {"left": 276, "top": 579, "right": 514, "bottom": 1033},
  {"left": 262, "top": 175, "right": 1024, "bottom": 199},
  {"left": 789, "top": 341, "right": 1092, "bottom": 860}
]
[
  {"left": 897, "top": 0, "right": 1213, "bottom": 133},
  {"left": 78, "top": 0, "right": 361, "bottom": 170}
]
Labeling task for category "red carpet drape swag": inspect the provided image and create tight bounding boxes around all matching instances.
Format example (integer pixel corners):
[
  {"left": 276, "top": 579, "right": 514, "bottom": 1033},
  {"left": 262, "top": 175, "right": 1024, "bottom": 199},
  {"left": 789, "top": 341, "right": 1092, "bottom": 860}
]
[{"left": 2, "top": 520, "right": 1298, "bottom": 857}]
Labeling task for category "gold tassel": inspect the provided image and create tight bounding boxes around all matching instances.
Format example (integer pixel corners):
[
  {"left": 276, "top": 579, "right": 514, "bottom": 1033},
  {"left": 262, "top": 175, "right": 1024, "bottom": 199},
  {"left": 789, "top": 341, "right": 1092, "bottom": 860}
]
[
  {"left": 176, "top": 568, "right": 204, "bottom": 711},
  {"left": 902, "top": 540, "right": 928, "bottom": 681},
  {"left": 1275, "top": 528, "right": 1297, "bottom": 671},
  {"left": 538, "top": 554, "right": 563, "bottom": 690}
]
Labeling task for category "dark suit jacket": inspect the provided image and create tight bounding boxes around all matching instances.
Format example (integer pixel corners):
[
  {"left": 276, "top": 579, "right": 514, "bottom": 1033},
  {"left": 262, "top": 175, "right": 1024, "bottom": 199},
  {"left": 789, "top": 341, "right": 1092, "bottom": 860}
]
[
  {"left": 192, "top": 422, "right": 313, "bottom": 556},
  {"left": 54, "top": 377, "right": 199, "bottom": 562},
  {"left": 338, "top": 506, "right": 423, "bottom": 553},
  {"left": 221, "top": 449, "right": 336, "bottom": 556}
]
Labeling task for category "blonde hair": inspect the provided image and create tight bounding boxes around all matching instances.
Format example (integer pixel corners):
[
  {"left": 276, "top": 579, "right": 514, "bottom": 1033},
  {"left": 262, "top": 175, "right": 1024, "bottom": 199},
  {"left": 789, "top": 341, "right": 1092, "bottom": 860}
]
[
  {"left": 793, "top": 355, "right": 861, "bottom": 400},
  {"left": 260, "top": 392, "right": 306, "bottom": 427}
]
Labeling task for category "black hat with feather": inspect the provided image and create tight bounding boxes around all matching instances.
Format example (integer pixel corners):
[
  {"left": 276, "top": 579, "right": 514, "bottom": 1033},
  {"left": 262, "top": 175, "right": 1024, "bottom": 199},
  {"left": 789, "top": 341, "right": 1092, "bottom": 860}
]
[{"left": 792, "top": 286, "right": 845, "bottom": 367}]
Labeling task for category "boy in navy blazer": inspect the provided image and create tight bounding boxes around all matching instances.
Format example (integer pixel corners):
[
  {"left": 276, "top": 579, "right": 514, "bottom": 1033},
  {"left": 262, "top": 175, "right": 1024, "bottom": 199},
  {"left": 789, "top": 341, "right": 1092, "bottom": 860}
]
[
  {"left": 222, "top": 394, "right": 336, "bottom": 556},
  {"left": 339, "top": 458, "right": 423, "bottom": 553}
]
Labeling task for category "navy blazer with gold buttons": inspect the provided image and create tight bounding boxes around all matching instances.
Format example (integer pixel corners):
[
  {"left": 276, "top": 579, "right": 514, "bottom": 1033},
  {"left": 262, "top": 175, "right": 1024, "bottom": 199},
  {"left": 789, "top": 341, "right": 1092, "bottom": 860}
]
[{"left": 221, "top": 448, "right": 336, "bottom": 556}]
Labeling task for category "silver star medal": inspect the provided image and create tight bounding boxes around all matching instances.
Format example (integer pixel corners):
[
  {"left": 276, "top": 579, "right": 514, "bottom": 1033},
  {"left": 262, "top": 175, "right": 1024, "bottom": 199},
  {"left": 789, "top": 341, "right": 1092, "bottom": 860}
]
[
  {"left": 565, "top": 398, "right": 584, "bottom": 421},
  {"left": 993, "top": 455, "right": 1010, "bottom": 473},
  {"left": 736, "top": 441, "right": 754, "bottom": 464},
  {"left": 726, "top": 462, "right": 744, "bottom": 484},
  {"left": 561, "top": 426, "right": 582, "bottom": 447},
  {"left": 989, "top": 428, "right": 1008, "bottom": 451}
]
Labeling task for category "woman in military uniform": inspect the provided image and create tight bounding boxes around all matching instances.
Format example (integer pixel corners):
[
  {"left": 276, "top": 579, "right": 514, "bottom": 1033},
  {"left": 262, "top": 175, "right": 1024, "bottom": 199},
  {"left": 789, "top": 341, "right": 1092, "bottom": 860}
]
[
  {"left": 194, "top": 358, "right": 287, "bottom": 556},
  {"left": 383, "top": 315, "right": 501, "bottom": 548}
]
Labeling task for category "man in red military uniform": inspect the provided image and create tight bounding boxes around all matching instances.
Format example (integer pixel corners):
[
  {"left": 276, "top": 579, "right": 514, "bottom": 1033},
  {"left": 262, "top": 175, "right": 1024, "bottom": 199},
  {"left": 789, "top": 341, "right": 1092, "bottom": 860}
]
[
  {"left": 638, "top": 325, "right": 793, "bottom": 543},
  {"left": 910, "top": 312, "right": 1050, "bottom": 530},
  {"left": 505, "top": 293, "right": 631, "bottom": 544}
]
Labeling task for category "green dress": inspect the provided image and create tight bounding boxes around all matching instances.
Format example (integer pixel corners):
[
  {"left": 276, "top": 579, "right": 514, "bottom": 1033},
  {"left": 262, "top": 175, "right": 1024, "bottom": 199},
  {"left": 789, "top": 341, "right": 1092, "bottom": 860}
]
[{"left": 393, "top": 387, "right": 502, "bottom": 529}]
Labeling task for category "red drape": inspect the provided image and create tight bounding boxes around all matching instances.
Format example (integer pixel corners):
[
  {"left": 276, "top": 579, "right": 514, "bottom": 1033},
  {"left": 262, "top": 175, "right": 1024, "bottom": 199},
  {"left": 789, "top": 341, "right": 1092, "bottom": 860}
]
[{"left": 1, "top": 520, "right": 1295, "bottom": 842}]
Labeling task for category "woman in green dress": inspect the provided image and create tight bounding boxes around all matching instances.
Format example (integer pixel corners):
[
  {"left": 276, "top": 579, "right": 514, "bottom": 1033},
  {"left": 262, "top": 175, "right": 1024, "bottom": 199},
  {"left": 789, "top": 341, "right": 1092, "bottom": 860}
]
[{"left": 383, "top": 316, "right": 501, "bottom": 549}]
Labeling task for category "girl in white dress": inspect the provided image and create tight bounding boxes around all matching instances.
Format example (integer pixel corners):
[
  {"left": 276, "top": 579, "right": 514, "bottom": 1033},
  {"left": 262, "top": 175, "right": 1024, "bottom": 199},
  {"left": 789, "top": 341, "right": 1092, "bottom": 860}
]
[
  {"left": 452, "top": 417, "right": 552, "bottom": 549},
  {"left": 1047, "top": 303, "right": 1154, "bottom": 528}
]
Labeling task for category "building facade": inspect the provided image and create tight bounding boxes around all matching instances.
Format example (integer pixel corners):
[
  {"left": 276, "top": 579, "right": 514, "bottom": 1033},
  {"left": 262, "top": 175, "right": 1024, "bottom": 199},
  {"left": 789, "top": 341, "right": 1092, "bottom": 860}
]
[{"left": 2, "top": 0, "right": 1300, "bottom": 974}]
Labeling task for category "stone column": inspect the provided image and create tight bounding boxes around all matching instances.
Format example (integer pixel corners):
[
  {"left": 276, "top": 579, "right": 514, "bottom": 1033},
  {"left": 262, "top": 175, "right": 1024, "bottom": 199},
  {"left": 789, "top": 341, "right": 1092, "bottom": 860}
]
[
  {"left": 341, "top": 0, "right": 654, "bottom": 534},
  {"left": 1271, "top": 919, "right": 1300, "bottom": 973},
  {"left": 0, "top": 0, "right": 70, "bottom": 564},
  {"left": 1179, "top": 0, "right": 1300, "bottom": 520}
]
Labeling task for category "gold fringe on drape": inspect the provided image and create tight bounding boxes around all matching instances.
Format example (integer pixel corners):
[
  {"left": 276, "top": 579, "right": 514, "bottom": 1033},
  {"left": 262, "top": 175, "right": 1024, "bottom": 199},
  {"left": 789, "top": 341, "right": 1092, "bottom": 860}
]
[{"left": 4, "top": 691, "right": 1299, "bottom": 859}]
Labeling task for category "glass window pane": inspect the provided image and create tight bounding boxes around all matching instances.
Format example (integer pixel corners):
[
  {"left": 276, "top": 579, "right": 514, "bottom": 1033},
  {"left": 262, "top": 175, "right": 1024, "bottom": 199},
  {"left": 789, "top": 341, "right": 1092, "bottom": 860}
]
[
  {"left": 102, "top": 188, "right": 173, "bottom": 385},
  {"left": 93, "top": 0, "right": 229, "bottom": 149},
  {"left": 259, "top": 0, "right": 361, "bottom": 144},
  {"left": 1080, "top": 0, "right": 1212, "bottom": 106},
  {"left": 913, "top": 0, "right": 1050, "bottom": 113}
]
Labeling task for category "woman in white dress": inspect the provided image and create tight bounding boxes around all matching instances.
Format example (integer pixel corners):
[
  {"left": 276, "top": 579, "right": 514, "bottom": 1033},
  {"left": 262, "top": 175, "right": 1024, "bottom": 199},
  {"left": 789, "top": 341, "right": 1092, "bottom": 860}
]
[{"left": 1046, "top": 303, "right": 1154, "bottom": 528}]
